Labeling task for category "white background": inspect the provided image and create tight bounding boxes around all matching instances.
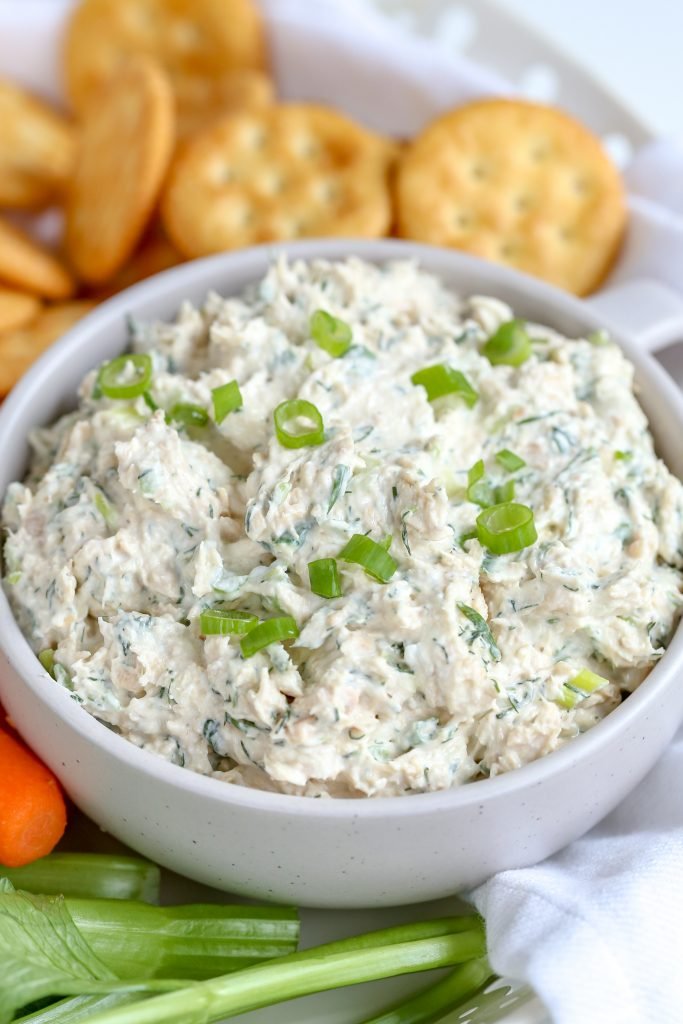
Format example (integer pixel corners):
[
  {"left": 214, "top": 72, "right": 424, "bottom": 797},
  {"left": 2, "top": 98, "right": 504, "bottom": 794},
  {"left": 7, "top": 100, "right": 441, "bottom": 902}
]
[{"left": 498, "top": 0, "right": 681, "bottom": 135}]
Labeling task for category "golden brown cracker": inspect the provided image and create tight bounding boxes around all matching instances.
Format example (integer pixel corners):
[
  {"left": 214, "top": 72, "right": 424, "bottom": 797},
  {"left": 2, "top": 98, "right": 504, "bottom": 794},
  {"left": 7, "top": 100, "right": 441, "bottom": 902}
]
[
  {"left": 87, "top": 221, "right": 183, "bottom": 299},
  {"left": 175, "top": 69, "right": 274, "bottom": 141},
  {"left": 64, "top": 0, "right": 267, "bottom": 115},
  {"left": 65, "top": 56, "right": 175, "bottom": 285},
  {"left": 0, "top": 78, "right": 75, "bottom": 209},
  {"left": 161, "top": 104, "right": 397, "bottom": 257},
  {"left": 0, "top": 216, "right": 75, "bottom": 299},
  {"left": 395, "top": 98, "right": 626, "bottom": 296},
  {"left": 0, "top": 289, "right": 42, "bottom": 335},
  {"left": 0, "top": 301, "right": 94, "bottom": 395}
]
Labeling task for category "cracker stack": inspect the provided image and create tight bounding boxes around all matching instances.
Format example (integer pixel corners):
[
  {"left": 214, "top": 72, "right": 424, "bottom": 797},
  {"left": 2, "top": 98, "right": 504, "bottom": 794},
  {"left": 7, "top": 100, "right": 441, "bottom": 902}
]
[{"left": 0, "top": 0, "right": 627, "bottom": 395}]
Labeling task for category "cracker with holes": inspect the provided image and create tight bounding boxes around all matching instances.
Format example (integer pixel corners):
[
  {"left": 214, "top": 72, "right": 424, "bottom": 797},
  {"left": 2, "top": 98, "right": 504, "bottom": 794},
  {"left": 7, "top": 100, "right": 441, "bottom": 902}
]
[
  {"left": 64, "top": 0, "right": 267, "bottom": 115},
  {"left": 0, "top": 78, "right": 75, "bottom": 209},
  {"left": 0, "top": 301, "right": 94, "bottom": 395},
  {"left": 65, "top": 55, "right": 175, "bottom": 285},
  {"left": 161, "top": 104, "right": 397, "bottom": 256},
  {"left": 0, "top": 217, "right": 74, "bottom": 299},
  {"left": 395, "top": 98, "right": 626, "bottom": 296},
  {"left": 175, "top": 69, "right": 274, "bottom": 141}
]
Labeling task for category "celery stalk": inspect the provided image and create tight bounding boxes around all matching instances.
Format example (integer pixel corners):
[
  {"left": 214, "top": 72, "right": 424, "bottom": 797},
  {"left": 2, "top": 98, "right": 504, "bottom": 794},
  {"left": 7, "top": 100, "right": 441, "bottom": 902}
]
[
  {"left": 290, "top": 915, "right": 483, "bottom": 961},
  {"left": 358, "top": 957, "right": 493, "bottom": 1023},
  {"left": 66, "top": 898, "right": 300, "bottom": 980},
  {"left": 1, "top": 855, "right": 160, "bottom": 903},
  {"left": 83, "top": 926, "right": 487, "bottom": 1024},
  {"left": 14, "top": 994, "right": 143, "bottom": 1024}
]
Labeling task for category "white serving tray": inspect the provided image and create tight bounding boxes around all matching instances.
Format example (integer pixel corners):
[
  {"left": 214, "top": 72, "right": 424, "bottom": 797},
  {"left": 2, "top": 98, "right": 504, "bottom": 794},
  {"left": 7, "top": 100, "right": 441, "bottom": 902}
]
[{"left": 1, "top": 3, "right": 679, "bottom": 1023}]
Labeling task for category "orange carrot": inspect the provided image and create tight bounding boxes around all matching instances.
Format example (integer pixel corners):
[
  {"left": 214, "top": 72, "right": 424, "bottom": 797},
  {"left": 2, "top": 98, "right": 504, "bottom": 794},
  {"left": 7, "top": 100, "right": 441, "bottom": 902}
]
[{"left": 0, "top": 725, "right": 67, "bottom": 868}]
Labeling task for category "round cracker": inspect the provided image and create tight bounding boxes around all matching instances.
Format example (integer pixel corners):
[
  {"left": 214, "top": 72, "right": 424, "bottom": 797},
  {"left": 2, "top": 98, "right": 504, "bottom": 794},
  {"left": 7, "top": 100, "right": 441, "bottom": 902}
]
[
  {"left": 0, "top": 79, "right": 75, "bottom": 209},
  {"left": 64, "top": 0, "right": 267, "bottom": 115},
  {"left": 0, "top": 216, "right": 75, "bottom": 299},
  {"left": 0, "top": 301, "right": 94, "bottom": 395},
  {"left": 65, "top": 56, "right": 175, "bottom": 285},
  {"left": 161, "top": 104, "right": 397, "bottom": 257},
  {"left": 175, "top": 69, "right": 274, "bottom": 141},
  {"left": 395, "top": 98, "right": 626, "bottom": 296},
  {"left": 0, "top": 289, "right": 42, "bottom": 335}
]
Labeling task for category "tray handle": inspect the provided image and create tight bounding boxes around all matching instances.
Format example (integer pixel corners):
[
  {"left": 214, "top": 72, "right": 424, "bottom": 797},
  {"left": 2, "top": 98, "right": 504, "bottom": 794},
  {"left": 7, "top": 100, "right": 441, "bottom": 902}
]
[{"left": 586, "top": 278, "right": 683, "bottom": 354}]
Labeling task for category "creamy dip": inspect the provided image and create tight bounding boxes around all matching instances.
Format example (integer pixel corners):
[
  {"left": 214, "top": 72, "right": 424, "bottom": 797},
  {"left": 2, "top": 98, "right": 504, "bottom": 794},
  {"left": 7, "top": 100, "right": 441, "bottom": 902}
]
[{"left": 3, "top": 258, "right": 683, "bottom": 797}]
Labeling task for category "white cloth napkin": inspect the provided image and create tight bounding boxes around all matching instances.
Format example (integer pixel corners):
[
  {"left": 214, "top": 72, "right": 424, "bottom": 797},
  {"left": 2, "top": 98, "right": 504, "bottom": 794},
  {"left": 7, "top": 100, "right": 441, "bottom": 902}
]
[
  {"left": 472, "top": 731, "right": 683, "bottom": 1024},
  {"left": 2, "top": 3, "right": 683, "bottom": 1022}
]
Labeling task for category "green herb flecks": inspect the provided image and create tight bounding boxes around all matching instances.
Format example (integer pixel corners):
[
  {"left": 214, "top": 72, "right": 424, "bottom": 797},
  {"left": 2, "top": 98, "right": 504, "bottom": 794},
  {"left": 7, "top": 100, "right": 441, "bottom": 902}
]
[
  {"left": 457, "top": 603, "right": 501, "bottom": 662},
  {"left": 328, "top": 464, "right": 351, "bottom": 513}
]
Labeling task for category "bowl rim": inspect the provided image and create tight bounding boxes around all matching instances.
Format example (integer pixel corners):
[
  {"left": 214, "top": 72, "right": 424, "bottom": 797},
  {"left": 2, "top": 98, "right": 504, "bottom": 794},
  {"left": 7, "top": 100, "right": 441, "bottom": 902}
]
[{"left": 1, "top": 237, "right": 682, "bottom": 820}]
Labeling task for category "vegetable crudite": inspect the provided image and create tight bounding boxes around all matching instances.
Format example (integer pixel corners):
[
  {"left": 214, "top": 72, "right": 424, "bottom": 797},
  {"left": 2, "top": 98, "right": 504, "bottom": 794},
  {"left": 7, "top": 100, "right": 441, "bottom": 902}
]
[
  {"left": 0, "top": 853, "right": 495, "bottom": 1024},
  {"left": 2, "top": 256, "right": 682, "bottom": 799},
  {"left": 0, "top": 725, "right": 66, "bottom": 868}
]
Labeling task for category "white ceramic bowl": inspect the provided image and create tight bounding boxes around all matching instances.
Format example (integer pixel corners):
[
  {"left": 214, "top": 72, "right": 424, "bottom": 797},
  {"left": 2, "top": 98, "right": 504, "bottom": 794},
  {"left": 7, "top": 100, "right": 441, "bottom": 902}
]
[{"left": 1, "top": 239, "right": 682, "bottom": 909}]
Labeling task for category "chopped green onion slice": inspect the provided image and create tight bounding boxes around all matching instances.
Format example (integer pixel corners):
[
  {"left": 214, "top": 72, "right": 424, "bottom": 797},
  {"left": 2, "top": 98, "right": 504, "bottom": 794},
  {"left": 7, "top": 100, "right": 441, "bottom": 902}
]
[
  {"left": 572, "top": 668, "right": 609, "bottom": 692},
  {"left": 168, "top": 402, "right": 209, "bottom": 429},
  {"left": 476, "top": 502, "right": 537, "bottom": 554},
  {"left": 483, "top": 320, "right": 532, "bottom": 367},
  {"left": 308, "top": 558, "right": 342, "bottom": 599},
  {"left": 614, "top": 450, "right": 633, "bottom": 462},
  {"left": 212, "top": 380, "right": 243, "bottom": 423},
  {"left": 457, "top": 528, "right": 478, "bottom": 549},
  {"left": 240, "top": 616, "right": 300, "bottom": 658},
  {"left": 339, "top": 534, "right": 397, "bottom": 583},
  {"left": 494, "top": 480, "right": 515, "bottom": 503},
  {"left": 99, "top": 353, "right": 152, "bottom": 399},
  {"left": 38, "top": 649, "right": 55, "bottom": 676},
  {"left": 411, "top": 364, "right": 478, "bottom": 407},
  {"left": 93, "top": 490, "right": 115, "bottom": 526},
  {"left": 142, "top": 391, "right": 159, "bottom": 412},
  {"left": 310, "top": 309, "right": 352, "bottom": 357},
  {"left": 273, "top": 399, "right": 325, "bottom": 449},
  {"left": 587, "top": 328, "right": 610, "bottom": 346},
  {"left": 557, "top": 668, "right": 609, "bottom": 709},
  {"left": 495, "top": 448, "right": 526, "bottom": 472},
  {"left": 467, "top": 459, "right": 494, "bottom": 508},
  {"left": 200, "top": 609, "right": 258, "bottom": 636}
]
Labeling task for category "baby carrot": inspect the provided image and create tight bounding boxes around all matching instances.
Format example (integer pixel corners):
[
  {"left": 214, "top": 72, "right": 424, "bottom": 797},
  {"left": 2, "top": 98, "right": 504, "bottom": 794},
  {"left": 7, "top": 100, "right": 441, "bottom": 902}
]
[{"left": 0, "top": 725, "right": 67, "bottom": 868}]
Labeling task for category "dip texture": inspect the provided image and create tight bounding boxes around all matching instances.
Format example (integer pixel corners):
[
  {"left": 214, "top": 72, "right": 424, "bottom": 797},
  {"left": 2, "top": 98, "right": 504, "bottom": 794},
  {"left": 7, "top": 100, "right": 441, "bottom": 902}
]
[{"left": 3, "top": 258, "right": 683, "bottom": 797}]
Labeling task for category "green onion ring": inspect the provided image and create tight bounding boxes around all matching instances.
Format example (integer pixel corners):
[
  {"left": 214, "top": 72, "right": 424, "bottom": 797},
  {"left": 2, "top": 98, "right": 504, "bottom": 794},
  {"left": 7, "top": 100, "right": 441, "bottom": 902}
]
[
  {"left": 467, "top": 459, "right": 494, "bottom": 508},
  {"left": 99, "top": 353, "right": 152, "bottom": 399},
  {"left": 212, "top": 380, "right": 243, "bottom": 424},
  {"left": 495, "top": 448, "right": 526, "bottom": 472},
  {"left": 476, "top": 502, "right": 537, "bottom": 554},
  {"left": 339, "top": 534, "right": 397, "bottom": 583},
  {"left": 168, "top": 402, "right": 209, "bottom": 429},
  {"left": 200, "top": 609, "right": 258, "bottom": 636},
  {"left": 240, "top": 616, "right": 300, "bottom": 658},
  {"left": 273, "top": 399, "right": 325, "bottom": 449},
  {"left": 410, "top": 364, "right": 478, "bottom": 406},
  {"left": 308, "top": 558, "right": 342, "bottom": 599},
  {"left": 483, "top": 320, "right": 532, "bottom": 367},
  {"left": 310, "top": 309, "right": 352, "bottom": 357}
]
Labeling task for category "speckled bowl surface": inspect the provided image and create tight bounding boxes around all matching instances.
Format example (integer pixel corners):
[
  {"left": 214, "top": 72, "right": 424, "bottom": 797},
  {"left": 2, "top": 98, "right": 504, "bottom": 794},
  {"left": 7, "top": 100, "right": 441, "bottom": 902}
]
[{"left": 1, "top": 239, "right": 682, "bottom": 908}]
